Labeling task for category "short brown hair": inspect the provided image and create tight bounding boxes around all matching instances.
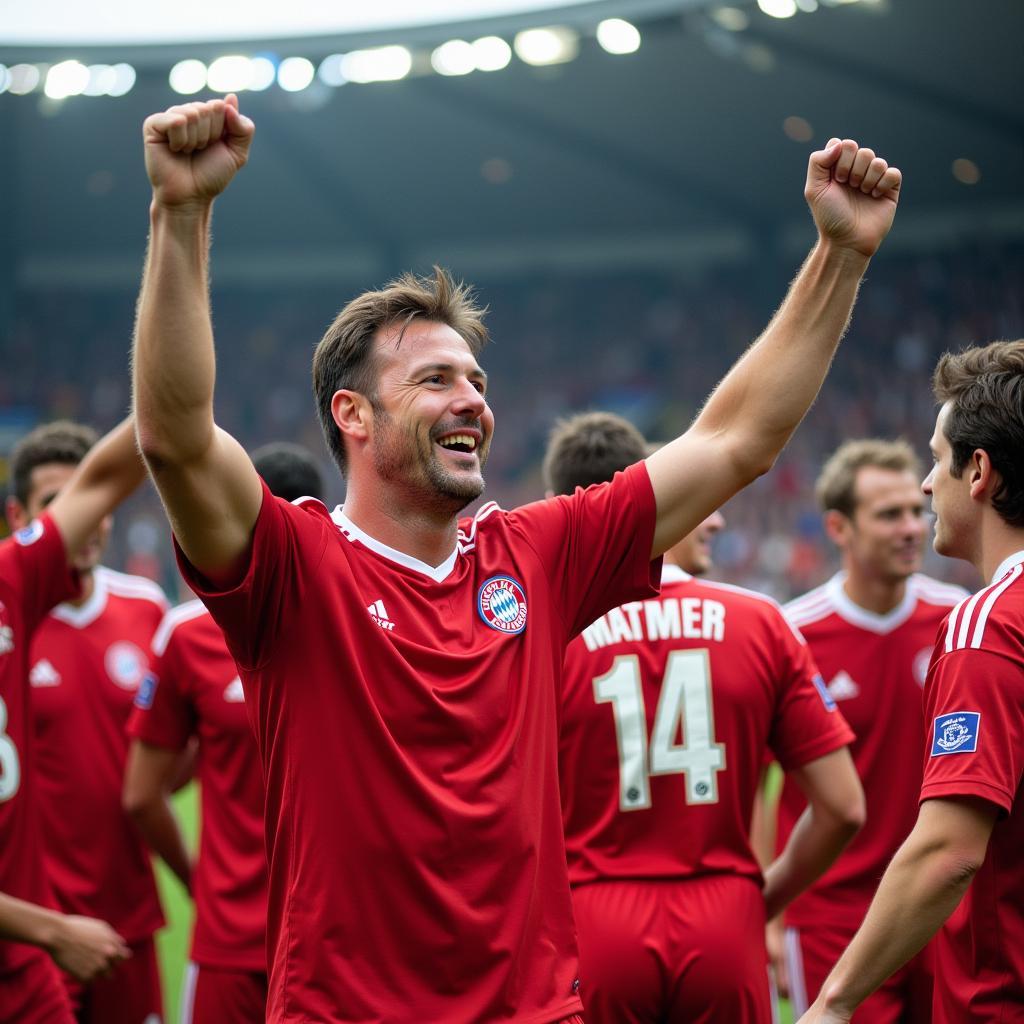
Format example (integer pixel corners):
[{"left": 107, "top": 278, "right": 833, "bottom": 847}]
[
  {"left": 815, "top": 438, "right": 922, "bottom": 518},
  {"left": 543, "top": 412, "right": 647, "bottom": 496},
  {"left": 312, "top": 266, "right": 489, "bottom": 475},
  {"left": 933, "top": 339, "right": 1024, "bottom": 528},
  {"left": 9, "top": 421, "right": 98, "bottom": 507}
]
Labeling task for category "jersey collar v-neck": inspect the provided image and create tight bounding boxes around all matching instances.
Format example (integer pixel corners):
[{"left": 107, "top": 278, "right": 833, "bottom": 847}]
[
  {"left": 50, "top": 565, "right": 110, "bottom": 628},
  {"left": 330, "top": 507, "right": 460, "bottom": 583},
  {"left": 825, "top": 570, "right": 919, "bottom": 635}
]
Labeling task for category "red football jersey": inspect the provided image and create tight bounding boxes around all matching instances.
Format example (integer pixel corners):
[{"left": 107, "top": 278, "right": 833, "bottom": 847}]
[
  {"left": 0, "top": 514, "right": 78, "bottom": 976},
  {"left": 30, "top": 566, "right": 167, "bottom": 942},
  {"left": 560, "top": 564, "right": 853, "bottom": 886},
  {"left": 922, "top": 551, "right": 1024, "bottom": 1021},
  {"left": 779, "top": 573, "right": 966, "bottom": 928},
  {"left": 127, "top": 600, "right": 267, "bottom": 971},
  {"left": 176, "top": 464, "right": 660, "bottom": 1024}
]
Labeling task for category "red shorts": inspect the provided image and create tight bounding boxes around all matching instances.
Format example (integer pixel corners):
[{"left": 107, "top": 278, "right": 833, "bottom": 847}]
[
  {"left": 179, "top": 962, "right": 268, "bottom": 1024},
  {"left": 785, "top": 923, "right": 933, "bottom": 1024},
  {"left": 63, "top": 935, "right": 162, "bottom": 1024},
  {"left": 572, "top": 875, "right": 772, "bottom": 1024},
  {"left": 0, "top": 948, "right": 74, "bottom": 1024}
]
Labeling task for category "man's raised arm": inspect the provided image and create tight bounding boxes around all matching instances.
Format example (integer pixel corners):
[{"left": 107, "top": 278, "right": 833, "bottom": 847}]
[
  {"left": 648, "top": 139, "right": 901, "bottom": 557},
  {"left": 132, "top": 94, "right": 263, "bottom": 586}
]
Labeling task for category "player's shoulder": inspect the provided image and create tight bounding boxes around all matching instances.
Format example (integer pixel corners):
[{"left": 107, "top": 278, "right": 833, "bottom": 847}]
[
  {"left": 909, "top": 574, "right": 971, "bottom": 610},
  {"left": 457, "top": 500, "right": 505, "bottom": 554},
  {"left": 939, "top": 560, "right": 1024, "bottom": 661},
  {"left": 690, "top": 576, "right": 805, "bottom": 642},
  {"left": 152, "top": 599, "right": 211, "bottom": 658},
  {"left": 783, "top": 580, "right": 837, "bottom": 629},
  {"left": 97, "top": 566, "right": 169, "bottom": 609}
]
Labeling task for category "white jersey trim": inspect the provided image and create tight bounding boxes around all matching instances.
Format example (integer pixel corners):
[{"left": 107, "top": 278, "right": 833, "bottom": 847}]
[
  {"left": 152, "top": 599, "right": 209, "bottom": 658},
  {"left": 330, "top": 507, "right": 460, "bottom": 583},
  {"left": 990, "top": 549, "right": 1024, "bottom": 586},
  {"left": 49, "top": 566, "right": 167, "bottom": 629},
  {"left": 660, "top": 563, "right": 692, "bottom": 585}
]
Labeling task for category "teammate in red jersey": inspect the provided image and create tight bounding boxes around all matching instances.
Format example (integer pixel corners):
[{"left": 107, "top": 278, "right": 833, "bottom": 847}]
[
  {"left": 798, "top": 340, "right": 1024, "bottom": 1023},
  {"left": 546, "top": 413, "right": 864, "bottom": 1024},
  {"left": 765, "top": 439, "right": 966, "bottom": 1021},
  {"left": 0, "top": 417, "right": 144, "bottom": 1024},
  {"left": 131, "top": 92, "right": 900, "bottom": 1021},
  {"left": 6, "top": 422, "right": 169, "bottom": 1023},
  {"left": 123, "top": 443, "right": 324, "bottom": 1024}
]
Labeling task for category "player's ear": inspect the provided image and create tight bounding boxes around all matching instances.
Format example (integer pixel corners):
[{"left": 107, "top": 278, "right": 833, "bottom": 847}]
[
  {"left": 331, "top": 389, "right": 371, "bottom": 443},
  {"left": 968, "top": 448, "right": 996, "bottom": 502},
  {"left": 823, "top": 509, "right": 850, "bottom": 547},
  {"left": 5, "top": 496, "right": 28, "bottom": 533}
]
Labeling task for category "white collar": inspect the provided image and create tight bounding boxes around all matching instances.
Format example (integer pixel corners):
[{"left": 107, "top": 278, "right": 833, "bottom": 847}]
[
  {"left": 330, "top": 507, "right": 458, "bottom": 583},
  {"left": 661, "top": 563, "right": 692, "bottom": 585},
  {"left": 51, "top": 566, "right": 109, "bottom": 628},
  {"left": 990, "top": 550, "right": 1024, "bottom": 586},
  {"left": 824, "top": 571, "right": 919, "bottom": 635}
]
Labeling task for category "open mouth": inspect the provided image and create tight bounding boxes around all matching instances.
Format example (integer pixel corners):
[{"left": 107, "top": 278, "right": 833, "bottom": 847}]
[{"left": 436, "top": 433, "right": 479, "bottom": 456}]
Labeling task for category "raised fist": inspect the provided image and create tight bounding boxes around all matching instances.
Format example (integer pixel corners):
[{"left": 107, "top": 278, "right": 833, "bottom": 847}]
[
  {"left": 805, "top": 138, "right": 902, "bottom": 259},
  {"left": 143, "top": 93, "right": 255, "bottom": 209}
]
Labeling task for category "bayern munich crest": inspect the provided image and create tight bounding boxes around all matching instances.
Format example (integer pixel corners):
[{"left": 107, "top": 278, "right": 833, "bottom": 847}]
[{"left": 477, "top": 575, "right": 528, "bottom": 634}]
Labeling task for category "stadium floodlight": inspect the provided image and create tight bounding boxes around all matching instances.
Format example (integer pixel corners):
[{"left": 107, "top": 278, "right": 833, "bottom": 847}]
[
  {"left": 795, "top": 0, "right": 819, "bottom": 9},
  {"left": 0, "top": 66, "right": 8, "bottom": 95},
  {"left": 471, "top": 36, "right": 512, "bottom": 71},
  {"left": 431, "top": 39, "right": 476, "bottom": 76},
  {"left": 7, "top": 64, "right": 42, "bottom": 95},
  {"left": 278, "top": 57, "right": 315, "bottom": 92},
  {"left": 513, "top": 26, "right": 579, "bottom": 66},
  {"left": 45, "top": 60, "right": 90, "bottom": 100},
  {"left": 107, "top": 63, "right": 136, "bottom": 97},
  {"left": 207, "top": 55, "right": 254, "bottom": 92},
  {"left": 596, "top": 18, "right": 641, "bottom": 55},
  {"left": 339, "top": 45, "right": 413, "bottom": 84},
  {"left": 318, "top": 54, "right": 347, "bottom": 87},
  {"left": 83, "top": 64, "right": 113, "bottom": 96},
  {"left": 169, "top": 59, "right": 208, "bottom": 95},
  {"left": 249, "top": 56, "right": 277, "bottom": 91},
  {"left": 757, "top": 0, "right": 798, "bottom": 16}
]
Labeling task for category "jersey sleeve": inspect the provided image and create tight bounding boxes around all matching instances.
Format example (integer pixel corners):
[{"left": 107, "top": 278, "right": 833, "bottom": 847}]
[
  {"left": 173, "top": 481, "right": 330, "bottom": 671},
  {"left": 127, "top": 629, "right": 195, "bottom": 752},
  {"left": 0, "top": 513, "right": 78, "bottom": 632},
  {"left": 508, "top": 461, "right": 661, "bottom": 639},
  {"left": 768, "top": 609, "right": 855, "bottom": 771},
  {"left": 920, "top": 647, "right": 1024, "bottom": 815}
]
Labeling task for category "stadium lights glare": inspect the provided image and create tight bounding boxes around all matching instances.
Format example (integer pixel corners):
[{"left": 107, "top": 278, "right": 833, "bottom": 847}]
[
  {"left": 339, "top": 45, "right": 413, "bottom": 83},
  {"left": 431, "top": 39, "right": 476, "bottom": 76},
  {"left": 318, "top": 54, "right": 347, "bottom": 87},
  {"left": 596, "top": 18, "right": 641, "bottom": 55},
  {"left": 207, "top": 55, "right": 253, "bottom": 92},
  {"left": 0, "top": 66, "right": 8, "bottom": 95},
  {"left": 471, "top": 36, "right": 512, "bottom": 71},
  {"left": 795, "top": 0, "right": 819, "bottom": 9},
  {"left": 278, "top": 57, "right": 315, "bottom": 92},
  {"left": 757, "top": 0, "right": 798, "bottom": 16},
  {"left": 44, "top": 60, "right": 89, "bottom": 99},
  {"left": 169, "top": 59, "right": 207, "bottom": 95},
  {"left": 514, "top": 26, "right": 579, "bottom": 66},
  {"left": 249, "top": 56, "right": 277, "bottom": 91},
  {"left": 106, "top": 63, "right": 136, "bottom": 97}
]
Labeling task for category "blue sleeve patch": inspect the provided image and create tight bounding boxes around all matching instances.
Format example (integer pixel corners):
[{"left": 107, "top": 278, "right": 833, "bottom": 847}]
[
  {"left": 134, "top": 672, "right": 158, "bottom": 710},
  {"left": 812, "top": 673, "right": 837, "bottom": 712},
  {"left": 14, "top": 521, "right": 45, "bottom": 546},
  {"left": 931, "top": 711, "right": 981, "bottom": 756}
]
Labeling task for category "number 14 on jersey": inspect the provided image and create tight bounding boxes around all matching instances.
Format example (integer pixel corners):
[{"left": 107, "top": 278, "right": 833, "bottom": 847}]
[{"left": 594, "top": 650, "right": 725, "bottom": 810}]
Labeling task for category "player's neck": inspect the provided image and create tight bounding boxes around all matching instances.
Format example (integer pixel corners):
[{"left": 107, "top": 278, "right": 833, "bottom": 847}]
[
  {"left": 840, "top": 568, "right": 907, "bottom": 616},
  {"left": 67, "top": 568, "right": 96, "bottom": 608},
  {"left": 974, "top": 517, "right": 1024, "bottom": 584},
  {"left": 341, "top": 489, "right": 461, "bottom": 568}
]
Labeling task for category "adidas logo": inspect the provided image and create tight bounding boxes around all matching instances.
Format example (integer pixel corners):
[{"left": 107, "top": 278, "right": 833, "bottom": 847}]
[
  {"left": 827, "top": 671, "right": 860, "bottom": 701},
  {"left": 30, "top": 659, "right": 61, "bottom": 687},
  {"left": 367, "top": 599, "right": 395, "bottom": 632}
]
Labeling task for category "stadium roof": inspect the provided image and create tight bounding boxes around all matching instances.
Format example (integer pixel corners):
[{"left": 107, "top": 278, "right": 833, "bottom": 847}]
[{"left": 2, "top": 0, "right": 1021, "bottom": 291}]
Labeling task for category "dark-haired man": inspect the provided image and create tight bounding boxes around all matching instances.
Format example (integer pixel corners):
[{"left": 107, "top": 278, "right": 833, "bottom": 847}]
[
  {"left": 6, "top": 421, "right": 170, "bottom": 1024},
  {"left": 546, "top": 413, "right": 863, "bottom": 1024},
  {"left": 798, "top": 340, "right": 1024, "bottom": 1024},
  {"left": 769, "top": 439, "right": 966, "bottom": 1022},
  {"left": 123, "top": 442, "right": 324, "bottom": 1024},
  {"left": 0, "top": 417, "right": 143, "bottom": 1024},
  {"left": 132, "top": 93, "right": 900, "bottom": 1021}
]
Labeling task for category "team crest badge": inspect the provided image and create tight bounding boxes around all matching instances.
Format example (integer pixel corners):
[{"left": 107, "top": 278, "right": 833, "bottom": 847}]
[
  {"left": 105, "top": 641, "right": 147, "bottom": 690},
  {"left": 14, "top": 521, "right": 44, "bottom": 546},
  {"left": 931, "top": 711, "right": 980, "bottom": 756},
  {"left": 477, "top": 575, "right": 528, "bottom": 634},
  {"left": 135, "top": 672, "right": 158, "bottom": 710}
]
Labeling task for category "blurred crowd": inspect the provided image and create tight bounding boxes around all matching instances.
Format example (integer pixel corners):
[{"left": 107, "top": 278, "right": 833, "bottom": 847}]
[{"left": 4, "top": 239, "right": 1021, "bottom": 600}]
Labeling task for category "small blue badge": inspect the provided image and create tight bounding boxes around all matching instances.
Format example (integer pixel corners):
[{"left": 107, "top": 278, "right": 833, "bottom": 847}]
[
  {"left": 812, "top": 673, "right": 837, "bottom": 712},
  {"left": 931, "top": 711, "right": 981, "bottom": 756},
  {"left": 14, "top": 521, "right": 44, "bottom": 547},
  {"left": 134, "top": 672, "right": 158, "bottom": 710}
]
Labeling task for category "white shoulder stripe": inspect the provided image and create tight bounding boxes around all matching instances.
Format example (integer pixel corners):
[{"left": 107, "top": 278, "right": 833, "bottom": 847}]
[
  {"left": 970, "top": 563, "right": 1022, "bottom": 649},
  {"left": 944, "top": 594, "right": 973, "bottom": 653},
  {"left": 955, "top": 589, "right": 986, "bottom": 650},
  {"left": 152, "top": 600, "right": 209, "bottom": 657},
  {"left": 458, "top": 501, "right": 503, "bottom": 550},
  {"left": 97, "top": 567, "right": 169, "bottom": 607},
  {"left": 784, "top": 594, "right": 835, "bottom": 626}
]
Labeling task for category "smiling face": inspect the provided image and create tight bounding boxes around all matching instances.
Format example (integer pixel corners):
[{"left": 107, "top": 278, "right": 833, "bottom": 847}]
[
  {"left": 829, "top": 465, "right": 928, "bottom": 584},
  {"left": 668, "top": 510, "right": 725, "bottom": 576},
  {"left": 922, "top": 402, "right": 975, "bottom": 561},
  {"left": 363, "top": 319, "right": 494, "bottom": 514}
]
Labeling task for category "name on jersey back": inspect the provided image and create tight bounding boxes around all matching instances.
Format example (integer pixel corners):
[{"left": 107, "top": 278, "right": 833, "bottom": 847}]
[{"left": 582, "top": 597, "right": 726, "bottom": 651}]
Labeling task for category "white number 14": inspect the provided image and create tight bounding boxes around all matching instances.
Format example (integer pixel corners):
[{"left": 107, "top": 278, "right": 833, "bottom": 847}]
[{"left": 593, "top": 650, "right": 725, "bottom": 811}]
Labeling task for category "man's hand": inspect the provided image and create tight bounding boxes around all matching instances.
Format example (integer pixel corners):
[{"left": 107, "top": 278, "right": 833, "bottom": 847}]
[
  {"left": 143, "top": 93, "right": 254, "bottom": 209},
  {"left": 805, "top": 138, "right": 901, "bottom": 259},
  {"left": 765, "top": 918, "right": 790, "bottom": 999},
  {"left": 48, "top": 914, "right": 131, "bottom": 982},
  {"left": 796, "top": 1003, "right": 852, "bottom": 1024}
]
